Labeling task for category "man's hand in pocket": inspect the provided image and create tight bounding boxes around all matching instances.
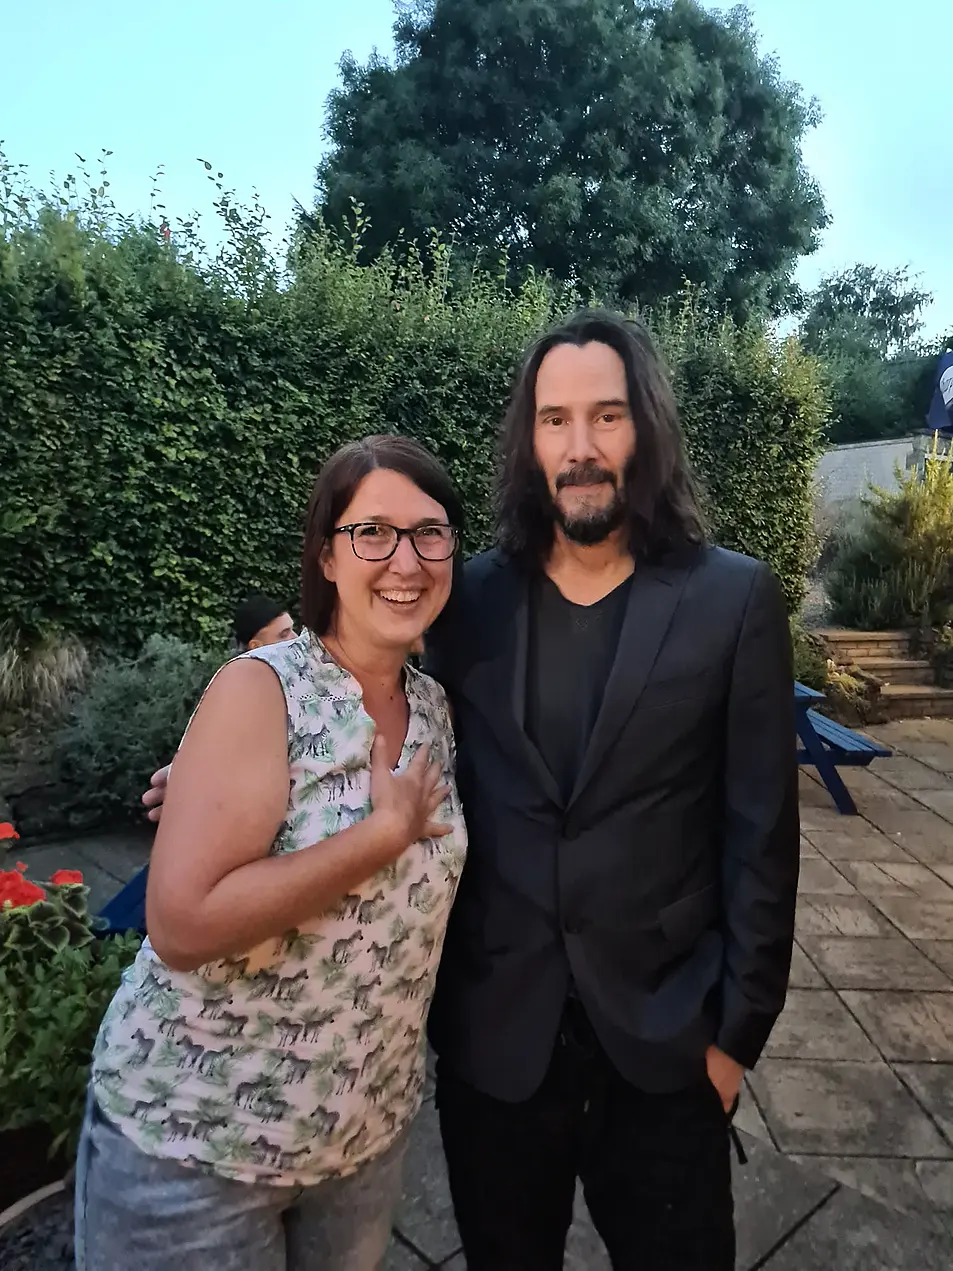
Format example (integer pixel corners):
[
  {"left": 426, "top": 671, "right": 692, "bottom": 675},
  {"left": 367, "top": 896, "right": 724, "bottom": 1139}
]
[{"left": 706, "top": 1045, "right": 744, "bottom": 1114}]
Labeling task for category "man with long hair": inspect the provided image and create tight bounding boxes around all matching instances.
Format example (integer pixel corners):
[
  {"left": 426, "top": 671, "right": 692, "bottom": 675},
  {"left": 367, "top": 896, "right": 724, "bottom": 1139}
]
[{"left": 425, "top": 310, "right": 799, "bottom": 1269}]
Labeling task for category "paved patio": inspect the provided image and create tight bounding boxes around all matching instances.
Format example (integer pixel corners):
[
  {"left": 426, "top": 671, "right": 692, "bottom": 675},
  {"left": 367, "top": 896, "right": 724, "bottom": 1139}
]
[
  {"left": 6, "top": 718, "right": 953, "bottom": 1266},
  {"left": 746, "top": 718, "right": 953, "bottom": 1227}
]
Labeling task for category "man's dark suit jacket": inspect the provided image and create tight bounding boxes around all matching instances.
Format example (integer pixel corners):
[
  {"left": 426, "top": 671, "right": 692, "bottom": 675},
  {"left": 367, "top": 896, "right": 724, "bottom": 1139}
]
[{"left": 425, "top": 544, "right": 800, "bottom": 1103}]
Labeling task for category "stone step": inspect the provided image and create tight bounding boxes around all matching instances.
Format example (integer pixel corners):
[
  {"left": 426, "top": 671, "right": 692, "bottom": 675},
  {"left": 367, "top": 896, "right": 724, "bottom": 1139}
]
[
  {"left": 817, "top": 628, "right": 914, "bottom": 661},
  {"left": 855, "top": 657, "right": 937, "bottom": 686},
  {"left": 877, "top": 683, "right": 953, "bottom": 720}
]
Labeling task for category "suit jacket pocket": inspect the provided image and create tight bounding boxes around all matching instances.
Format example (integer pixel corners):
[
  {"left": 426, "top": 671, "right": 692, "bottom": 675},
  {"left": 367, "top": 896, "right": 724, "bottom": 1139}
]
[
  {"left": 637, "top": 667, "right": 716, "bottom": 713},
  {"left": 658, "top": 884, "right": 718, "bottom": 953}
]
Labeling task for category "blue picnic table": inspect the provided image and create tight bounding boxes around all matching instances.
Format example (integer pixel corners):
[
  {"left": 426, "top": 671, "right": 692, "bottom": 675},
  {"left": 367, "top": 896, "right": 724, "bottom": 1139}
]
[
  {"left": 97, "top": 859, "right": 148, "bottom": 937},
  {"left": 795, "top": 681, "right": 891, "bottom": 815}
]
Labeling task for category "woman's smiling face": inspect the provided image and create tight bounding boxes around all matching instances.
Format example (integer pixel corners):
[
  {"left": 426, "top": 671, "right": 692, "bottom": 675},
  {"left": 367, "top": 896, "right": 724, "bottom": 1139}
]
[{"left": 322, "top": 468, "right": 455, "bottom": 656}]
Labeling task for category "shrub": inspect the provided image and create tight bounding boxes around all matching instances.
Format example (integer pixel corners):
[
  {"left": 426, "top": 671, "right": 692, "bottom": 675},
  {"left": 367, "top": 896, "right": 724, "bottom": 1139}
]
[
  {"left": 0, "top": 859, "right": 141, "bottom": 1152},
  {"left": 52, "top": 635, "right": 223, "bottom": 820},
  {"left": 827, "top": 435, "right": 953, "bottom": 630},
  {"left": 0, "top": 149, "right": 826, "bottom": 651},
  {"left": 0, "top": 624, "right": 89, "bottom": 717},
  {"left": 658, "top": 302, "right": 829, "bottom": 608},
  {"left": 791, "top": 622, "right": 829, "bottom": 691}
]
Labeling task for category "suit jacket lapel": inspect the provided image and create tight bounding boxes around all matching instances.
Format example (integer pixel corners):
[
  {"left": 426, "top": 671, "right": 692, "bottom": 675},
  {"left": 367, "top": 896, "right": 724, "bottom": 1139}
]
[
  {"left": 567, "top": 559, "right": 694, "bottom": 809},
  {"left": 511, "top": 572, "right": 564, "bottom": 806},
  {"left": 460, "top": 560, "right": 563, "bottom": 807}
]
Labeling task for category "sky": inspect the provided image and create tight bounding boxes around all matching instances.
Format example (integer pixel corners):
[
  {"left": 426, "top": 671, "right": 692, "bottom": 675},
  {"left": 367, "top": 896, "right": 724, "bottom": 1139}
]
[{"left": 2, "top": 0, "right": 949, "bottom": 336}]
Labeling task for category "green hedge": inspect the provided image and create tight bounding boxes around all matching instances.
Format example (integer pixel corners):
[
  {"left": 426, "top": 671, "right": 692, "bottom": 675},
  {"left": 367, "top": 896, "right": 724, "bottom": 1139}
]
[{"left": 0, "top": 166, "right": 827, "bottom": 652}]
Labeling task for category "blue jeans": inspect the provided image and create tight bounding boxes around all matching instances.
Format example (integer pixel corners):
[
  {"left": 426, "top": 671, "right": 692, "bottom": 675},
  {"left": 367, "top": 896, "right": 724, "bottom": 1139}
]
[{"left": 74, "top": 1095, "right": 409, "bottom": 1271}]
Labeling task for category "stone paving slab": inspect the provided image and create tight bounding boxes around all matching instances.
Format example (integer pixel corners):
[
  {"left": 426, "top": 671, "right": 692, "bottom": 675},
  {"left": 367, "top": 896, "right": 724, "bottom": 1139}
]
[
  {"left": 799, "top": 835, "right": 820, "bottom": 858},
  {"left": 803, "top": 826, "right": 916, "bottom": 863},
  {"left": 875, "top": 755, "right": 953, "bottom": 793},
  {"left": 788, "top": 941, "right": 826, "bottom": 988},
  {"left": 795, "top": 894, "right": 896, "bottom": 938},
  {"left": 65, "top": 829, "right": 151, "bottom": 883},
  {"left": 394, "top": 1101, "right": 461, "bottom": 1265},
  {"left": 763, "top": 989, "right": 880, "bottom": 1061},
  {"left": 762, "top": 1184, "right": 953, "bottom": 1269},
  {"left": 918, "top": 1160, "right": 953, "bottom": 1210},
  {"left": 787, "top": 1155, "right": 953, "bottom": 1233},
  {"left": 839, "top": 860, "right": 953, "bottom": 901},
  {"left": 732, "top": 1136, "right": 838, "bottom": 1269},
  {"left": 798, "top": 802, "right": 848, "bottom": 833},
  {"left": 894, "top": 1064, "right": 953, "bottom": 1143},
  {"left": 747, "top": 1059, "right": 953, "bottom": 1157},
  {"left": 798, "top": 935, "right": 953, "bottom": 991},
  {"left": 842, "top": 991, "right": 953, "bottom": 1062},
  {"left": 912, "top": 789, "right": 953, "bottom": 821},
  {"left": 918, "top": 940, "right": 953, "bottom": 977},
  {"left": 868, "top": 894, "right": 953, "bottom": 940},
  {"left": 870, "top": 814, "right": 953, "bottom": 866},
  {"left": 797, "top": 857, "right": 857, "bottom": 895},
  {"left": 734, "top": 1084, "right": 776, "bottom": 1146},
  {"left": 383, "top": 1239, "right": 430, "bottom": 1269}
]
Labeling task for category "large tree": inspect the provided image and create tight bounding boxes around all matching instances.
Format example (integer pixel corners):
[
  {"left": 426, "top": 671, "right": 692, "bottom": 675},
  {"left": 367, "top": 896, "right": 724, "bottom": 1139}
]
[
  {"left": 797, "top": 265, "right": 939, "bottom": 443},
  {"left": 315, "top": 0, "right": 828, "bottom": 316},
  {"left": 798, "top": 264, "right": 933, "bottom": 360}
]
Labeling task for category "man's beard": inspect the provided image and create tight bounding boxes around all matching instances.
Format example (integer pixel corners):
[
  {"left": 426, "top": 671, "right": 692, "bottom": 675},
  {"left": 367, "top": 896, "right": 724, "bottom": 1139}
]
[{"left": 550, "top": 461, "right": 626, "bottom": 546}]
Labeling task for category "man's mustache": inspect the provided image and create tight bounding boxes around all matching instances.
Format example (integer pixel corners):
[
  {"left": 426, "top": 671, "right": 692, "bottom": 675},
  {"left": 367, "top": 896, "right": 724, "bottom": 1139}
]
[{"left": 555, "top": 463, "right": 616, "bottom": 490}]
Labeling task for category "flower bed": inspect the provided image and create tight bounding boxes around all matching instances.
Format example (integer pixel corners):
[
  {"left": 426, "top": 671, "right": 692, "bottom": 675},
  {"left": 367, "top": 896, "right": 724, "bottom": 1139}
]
[{"left": 0, "top": 836, "right": 140, "bottom": 1216}]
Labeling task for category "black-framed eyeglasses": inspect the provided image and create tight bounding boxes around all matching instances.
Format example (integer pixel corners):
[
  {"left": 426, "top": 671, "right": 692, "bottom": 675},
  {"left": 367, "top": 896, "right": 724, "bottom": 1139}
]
[{"left": 333, "top": 522, "right": 460, "bottom": 562}]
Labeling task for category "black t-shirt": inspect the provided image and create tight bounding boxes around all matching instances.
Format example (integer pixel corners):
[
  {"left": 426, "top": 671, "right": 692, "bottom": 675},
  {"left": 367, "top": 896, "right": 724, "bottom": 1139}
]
[{"left": 525, "top": 572, "right": 633, "bottom": 804}]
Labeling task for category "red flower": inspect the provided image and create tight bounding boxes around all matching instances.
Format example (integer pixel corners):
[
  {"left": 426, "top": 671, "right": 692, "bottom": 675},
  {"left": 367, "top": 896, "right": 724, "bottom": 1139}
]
[
  {"left": 0, "top": 823, "right": 19, "bottom": 841},
  {"left": 51, "top": 869, "right": 84, "bottom": 886},
  {"left": 0, "top": 867, "right": 46, "bottom": 907}
]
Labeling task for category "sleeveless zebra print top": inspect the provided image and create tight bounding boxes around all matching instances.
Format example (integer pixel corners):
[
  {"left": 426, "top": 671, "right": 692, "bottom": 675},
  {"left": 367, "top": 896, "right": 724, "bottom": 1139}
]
[{"left": 91, "top": 631, "right": 467, "bottom": 1185}]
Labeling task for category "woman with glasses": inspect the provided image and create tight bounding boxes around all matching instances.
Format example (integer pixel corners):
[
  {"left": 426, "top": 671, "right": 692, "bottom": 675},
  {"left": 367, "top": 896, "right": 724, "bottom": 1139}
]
[{"left": 75, "top": 436, "right": 467, "bottom": 1271}]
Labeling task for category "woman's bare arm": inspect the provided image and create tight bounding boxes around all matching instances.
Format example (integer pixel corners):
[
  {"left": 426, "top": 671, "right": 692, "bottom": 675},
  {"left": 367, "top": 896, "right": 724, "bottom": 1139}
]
[{"left": 146, "top": 660, "right": 412, "bottom": 971}]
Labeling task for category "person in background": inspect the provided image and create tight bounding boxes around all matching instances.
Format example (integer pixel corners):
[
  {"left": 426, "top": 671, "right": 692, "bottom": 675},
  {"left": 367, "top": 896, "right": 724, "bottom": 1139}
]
[
  {"left": 233, "top": 594, "right": 296, "bottom": 651},
  {"left": 76, "top": 436, "right": 468, "bottom": 1271}
]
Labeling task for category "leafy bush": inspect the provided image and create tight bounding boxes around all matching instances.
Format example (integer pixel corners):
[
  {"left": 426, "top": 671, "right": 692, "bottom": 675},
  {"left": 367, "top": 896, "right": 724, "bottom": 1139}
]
[
  {"left": 0, "top": 148, "right": 826, "bottom": 653},
  {"left": 0, "top": 861, "right": 141, "bottom": 1152},
  {"left": 53, "top": 635, "right": 223, "bottom": 819},
  {"left": 659, "top": 302, "right": 829, "bottom": 604},
  {"left": 827, "top": 436, "right": 953, "bottom": 630}
]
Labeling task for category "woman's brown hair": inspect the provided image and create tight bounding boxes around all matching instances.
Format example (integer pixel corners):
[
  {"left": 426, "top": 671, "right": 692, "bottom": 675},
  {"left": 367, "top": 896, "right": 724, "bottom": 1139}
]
[{"left": 300, "top": 434, "right": 464, "bottom": 636}]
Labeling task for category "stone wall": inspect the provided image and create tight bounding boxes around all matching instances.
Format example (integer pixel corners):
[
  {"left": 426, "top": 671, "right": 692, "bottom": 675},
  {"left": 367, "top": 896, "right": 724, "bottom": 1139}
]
[
  {"left": 818, "top": 437, "right": 930, "bottom": 516},
  {"left": 814, "top": 435, "right": 925, "bottom": 514}
]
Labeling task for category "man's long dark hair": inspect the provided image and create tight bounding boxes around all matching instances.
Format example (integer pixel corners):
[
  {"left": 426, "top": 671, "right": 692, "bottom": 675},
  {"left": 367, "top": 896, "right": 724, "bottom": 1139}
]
[{"left": 497, "top": 310, "right": 706, "bottom": 566}]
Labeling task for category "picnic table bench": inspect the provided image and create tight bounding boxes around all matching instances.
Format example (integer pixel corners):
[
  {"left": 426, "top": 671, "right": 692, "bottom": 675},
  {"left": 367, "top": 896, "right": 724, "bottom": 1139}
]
[{"left": 795, "top": 681, "right": 891, "bottom": 815}]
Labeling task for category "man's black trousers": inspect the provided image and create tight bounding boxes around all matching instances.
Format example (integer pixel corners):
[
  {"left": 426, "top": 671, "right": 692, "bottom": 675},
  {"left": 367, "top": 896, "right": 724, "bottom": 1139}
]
[{"left": 435, "top": 1001, "right": 736, "bottom": 1271}]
